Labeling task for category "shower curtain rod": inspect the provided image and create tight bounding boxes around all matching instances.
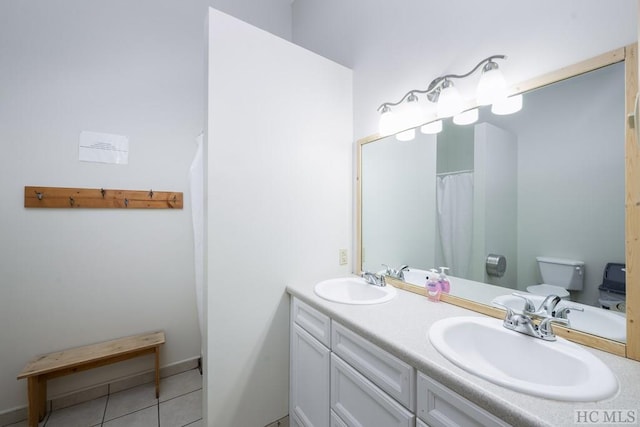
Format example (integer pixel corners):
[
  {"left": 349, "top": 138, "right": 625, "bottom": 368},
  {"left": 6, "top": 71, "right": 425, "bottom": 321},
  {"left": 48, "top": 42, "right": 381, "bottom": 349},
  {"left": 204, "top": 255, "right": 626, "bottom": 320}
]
[{"left": 436, "top": 169, "right": 474, "bottom": 177}]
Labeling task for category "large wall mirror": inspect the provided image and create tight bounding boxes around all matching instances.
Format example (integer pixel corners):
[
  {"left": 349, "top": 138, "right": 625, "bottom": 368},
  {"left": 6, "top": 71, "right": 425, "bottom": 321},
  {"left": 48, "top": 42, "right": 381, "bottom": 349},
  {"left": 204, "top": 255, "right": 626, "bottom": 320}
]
[{"left": 357, "top": 44, "right": 639, "bottom": 359}]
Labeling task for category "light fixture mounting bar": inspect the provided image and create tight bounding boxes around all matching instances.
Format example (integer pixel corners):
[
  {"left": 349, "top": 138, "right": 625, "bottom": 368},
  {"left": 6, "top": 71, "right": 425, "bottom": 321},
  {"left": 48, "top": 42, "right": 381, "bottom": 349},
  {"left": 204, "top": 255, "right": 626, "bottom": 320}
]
[{"left": 376, "top": 54, "right": 507, "bottom": 111}]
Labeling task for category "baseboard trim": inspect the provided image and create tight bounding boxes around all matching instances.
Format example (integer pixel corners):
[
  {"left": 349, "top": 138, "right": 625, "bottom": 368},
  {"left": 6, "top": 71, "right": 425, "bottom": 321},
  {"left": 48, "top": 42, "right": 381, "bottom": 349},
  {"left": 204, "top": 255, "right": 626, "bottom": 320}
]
[{"left": 0, "top": 357, "right": 200, "bottom": 426}]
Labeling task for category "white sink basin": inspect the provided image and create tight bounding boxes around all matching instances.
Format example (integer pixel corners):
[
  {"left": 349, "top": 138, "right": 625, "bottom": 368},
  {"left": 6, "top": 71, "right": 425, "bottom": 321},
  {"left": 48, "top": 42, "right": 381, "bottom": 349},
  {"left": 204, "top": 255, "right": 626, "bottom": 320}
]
[
  {"left": 429, "top": 317, "right": 618, "bottom": 401},
  {"left": 492, "top": 294, "right": 627, "bottom": 342},
  {"left": 314, "top": 277, "right": 397, "bottom": 305}
]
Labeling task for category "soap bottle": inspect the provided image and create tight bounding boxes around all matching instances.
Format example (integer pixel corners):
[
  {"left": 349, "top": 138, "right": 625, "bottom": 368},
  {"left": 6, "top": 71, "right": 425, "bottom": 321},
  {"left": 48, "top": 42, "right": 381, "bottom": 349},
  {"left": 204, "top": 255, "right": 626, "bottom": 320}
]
[
  {"left": 426, "top": 269, "right": 441, "bottom": 302},
  {"left": 438, "top": 267, "right": 450, "bottom": 294}
]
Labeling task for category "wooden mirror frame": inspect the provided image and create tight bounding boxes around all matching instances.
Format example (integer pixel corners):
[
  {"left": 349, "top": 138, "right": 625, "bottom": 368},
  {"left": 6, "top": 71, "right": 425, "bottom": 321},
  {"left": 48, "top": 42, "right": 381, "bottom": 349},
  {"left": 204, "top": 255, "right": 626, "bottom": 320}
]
[{"left": 356, "top": 44, "right": 639, "bottom": 360}]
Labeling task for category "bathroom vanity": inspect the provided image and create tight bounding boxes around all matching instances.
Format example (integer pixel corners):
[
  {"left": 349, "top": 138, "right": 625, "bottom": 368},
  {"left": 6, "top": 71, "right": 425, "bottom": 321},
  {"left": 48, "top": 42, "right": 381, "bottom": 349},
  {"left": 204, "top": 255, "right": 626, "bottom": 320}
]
[{"left": 287, "top": 280, "right": 640, "bottom": 427}]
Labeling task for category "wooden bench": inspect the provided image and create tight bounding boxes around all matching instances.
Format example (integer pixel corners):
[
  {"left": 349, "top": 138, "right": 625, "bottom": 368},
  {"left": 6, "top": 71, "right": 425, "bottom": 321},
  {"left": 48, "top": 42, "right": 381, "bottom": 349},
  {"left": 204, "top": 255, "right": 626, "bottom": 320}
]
[{"left": 17, "top": 331, "right": 165, "bottom": 427}]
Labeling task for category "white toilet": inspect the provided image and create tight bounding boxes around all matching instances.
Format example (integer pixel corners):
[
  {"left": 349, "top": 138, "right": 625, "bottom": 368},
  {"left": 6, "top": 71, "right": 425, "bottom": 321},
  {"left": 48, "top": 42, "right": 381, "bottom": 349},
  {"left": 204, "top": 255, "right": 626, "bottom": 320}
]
[{"left": 526, "top": 256, "right": 585, "bottom": 299}]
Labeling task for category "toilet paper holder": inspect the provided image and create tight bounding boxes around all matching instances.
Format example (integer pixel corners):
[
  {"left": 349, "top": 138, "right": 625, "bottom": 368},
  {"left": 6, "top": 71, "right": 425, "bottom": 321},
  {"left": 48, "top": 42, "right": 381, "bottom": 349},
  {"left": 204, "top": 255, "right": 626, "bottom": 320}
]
[{"left": 486, "top": 254, "right": 506, "bottom": 277}]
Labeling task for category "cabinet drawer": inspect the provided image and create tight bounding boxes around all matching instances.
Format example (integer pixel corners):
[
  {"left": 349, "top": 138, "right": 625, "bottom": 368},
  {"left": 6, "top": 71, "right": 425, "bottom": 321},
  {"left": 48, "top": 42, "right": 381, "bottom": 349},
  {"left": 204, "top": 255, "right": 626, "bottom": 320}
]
[
  {"left": 332, "top": 322, "right": 415, "bottom": 411},
  {"left": 292, "top": 297, "right": 331, "bottom": 347},
  {"left": 417, "top": 373, "right": 511, "bottom": 427},
  {"left": 331, "top": 354, "right": 414, "bottom": 427}
]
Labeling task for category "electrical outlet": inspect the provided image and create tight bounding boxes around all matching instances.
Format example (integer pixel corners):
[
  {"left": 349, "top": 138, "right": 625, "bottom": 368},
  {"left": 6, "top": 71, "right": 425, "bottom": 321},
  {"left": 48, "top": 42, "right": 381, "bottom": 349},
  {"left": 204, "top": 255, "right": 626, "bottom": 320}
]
[{"left": 339, "top": 249, "right": 348, "bottom": 266}]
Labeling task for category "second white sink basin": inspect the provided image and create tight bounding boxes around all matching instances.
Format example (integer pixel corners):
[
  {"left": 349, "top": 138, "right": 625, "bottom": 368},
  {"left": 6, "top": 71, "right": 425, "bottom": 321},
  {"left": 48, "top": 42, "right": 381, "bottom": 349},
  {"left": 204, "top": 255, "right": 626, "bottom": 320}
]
[
  {"left": 314, "top": 277, "right": 397, "bottom": 305},
  {"left": 429, "top": 317, "right": 618, "bottom": 401}
]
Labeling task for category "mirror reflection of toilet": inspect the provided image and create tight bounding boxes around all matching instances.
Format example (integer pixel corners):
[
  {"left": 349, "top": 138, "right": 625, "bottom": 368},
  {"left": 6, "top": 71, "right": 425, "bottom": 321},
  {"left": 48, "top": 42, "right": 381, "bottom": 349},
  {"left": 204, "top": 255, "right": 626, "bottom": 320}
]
[{"left": 526, "top": 257, "right": 585, "bottom": 300}]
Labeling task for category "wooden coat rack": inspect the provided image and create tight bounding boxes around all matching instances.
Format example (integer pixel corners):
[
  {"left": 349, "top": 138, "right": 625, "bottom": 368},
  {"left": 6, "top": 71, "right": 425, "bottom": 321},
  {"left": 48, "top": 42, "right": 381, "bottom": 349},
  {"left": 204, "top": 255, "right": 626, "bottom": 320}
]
[{"left": 24, "top": 186, "right": 183, "bottom": 209}]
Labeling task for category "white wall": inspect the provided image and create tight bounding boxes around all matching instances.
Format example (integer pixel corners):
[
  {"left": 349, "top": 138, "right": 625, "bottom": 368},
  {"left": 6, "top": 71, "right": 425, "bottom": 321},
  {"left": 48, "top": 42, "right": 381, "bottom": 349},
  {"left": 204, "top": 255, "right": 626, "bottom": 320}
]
[
  {"left": 292, "top": 0, "right": 637, "bottom": 139},
  {"left": 206, "top": 8, "right": 352, "bottom": 426},
  {"left": 209, "top": 0, "right": 292, "bottom": 40},
  {"left": 0, "top": 0, "right": 205, "bottom": 412}
]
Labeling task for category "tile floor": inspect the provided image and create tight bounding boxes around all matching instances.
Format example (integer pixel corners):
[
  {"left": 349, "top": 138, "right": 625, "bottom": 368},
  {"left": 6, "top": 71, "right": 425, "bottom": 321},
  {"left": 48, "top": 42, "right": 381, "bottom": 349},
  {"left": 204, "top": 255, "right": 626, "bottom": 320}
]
[{"left": 6, "top": 369, "right": 202, "bottom": 427}]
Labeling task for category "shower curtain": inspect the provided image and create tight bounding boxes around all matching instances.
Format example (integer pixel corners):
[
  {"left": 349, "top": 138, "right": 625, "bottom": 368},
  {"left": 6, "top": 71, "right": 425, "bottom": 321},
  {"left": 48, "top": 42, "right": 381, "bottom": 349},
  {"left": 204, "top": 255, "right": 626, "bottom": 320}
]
[
  {"left": 436, "top": 172, "right": 474, "bottom": 278},
  {"left": 189, "top": 133, "right": 204, "bottom": 349}
]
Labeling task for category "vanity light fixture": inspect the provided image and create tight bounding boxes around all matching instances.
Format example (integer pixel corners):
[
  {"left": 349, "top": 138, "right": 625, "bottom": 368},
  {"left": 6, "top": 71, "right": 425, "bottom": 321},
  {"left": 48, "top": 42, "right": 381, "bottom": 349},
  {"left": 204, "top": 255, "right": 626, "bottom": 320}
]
[{"left": 377, "top": 54, "right": 518, "bottom": 138}]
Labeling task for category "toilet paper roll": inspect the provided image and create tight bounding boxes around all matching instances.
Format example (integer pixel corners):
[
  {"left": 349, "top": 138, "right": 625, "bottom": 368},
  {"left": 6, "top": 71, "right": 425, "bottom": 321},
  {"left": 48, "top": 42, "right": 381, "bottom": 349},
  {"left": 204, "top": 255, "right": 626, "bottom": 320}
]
[{"left": 486, "top": 254, "right": 506, "bottom": 277}]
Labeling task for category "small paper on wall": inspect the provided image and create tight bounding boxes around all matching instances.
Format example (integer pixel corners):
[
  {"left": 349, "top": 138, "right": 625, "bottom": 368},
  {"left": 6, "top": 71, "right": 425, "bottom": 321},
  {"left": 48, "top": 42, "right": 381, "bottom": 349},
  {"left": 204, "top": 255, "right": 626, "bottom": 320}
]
[{"left": 79, "top": 131, "right": 129, "bottom": 164}]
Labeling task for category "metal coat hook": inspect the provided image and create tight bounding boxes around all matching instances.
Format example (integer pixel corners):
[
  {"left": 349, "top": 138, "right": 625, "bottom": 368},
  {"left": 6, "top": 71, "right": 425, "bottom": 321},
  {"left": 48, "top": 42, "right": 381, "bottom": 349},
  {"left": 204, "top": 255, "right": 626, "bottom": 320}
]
[
  {"left": 35, "top": 191, "right": 43, "bottom": 201},
  {"left": 124, "top": 198, "right": 129, "bottom": 207},
  {"left": 69, "top": 197, "right": 75, "bottom": 206},
  {"left": 101, "top": 188, "right": 106, "bottom": 198},
  {"left": 148, "top": 190, "right": 154, "bottom": 198}
]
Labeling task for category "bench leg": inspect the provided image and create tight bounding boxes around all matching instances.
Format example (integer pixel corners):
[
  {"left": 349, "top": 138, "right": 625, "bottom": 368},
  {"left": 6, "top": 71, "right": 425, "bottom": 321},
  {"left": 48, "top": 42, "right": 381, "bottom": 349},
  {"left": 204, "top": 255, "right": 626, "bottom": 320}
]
[
  {"left": 27, "top": 375, "right": 47, "bottom": 427},
  {"left": 155, "top": 345, "right": 160, "bottom": 398}
]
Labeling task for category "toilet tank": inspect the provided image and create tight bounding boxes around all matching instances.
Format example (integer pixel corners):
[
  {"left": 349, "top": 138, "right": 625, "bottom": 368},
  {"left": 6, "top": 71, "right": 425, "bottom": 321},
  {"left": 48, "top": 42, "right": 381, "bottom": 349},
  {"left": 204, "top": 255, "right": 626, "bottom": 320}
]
[{"left": 536, "top": 256, "right": 585, "bottom": 290}]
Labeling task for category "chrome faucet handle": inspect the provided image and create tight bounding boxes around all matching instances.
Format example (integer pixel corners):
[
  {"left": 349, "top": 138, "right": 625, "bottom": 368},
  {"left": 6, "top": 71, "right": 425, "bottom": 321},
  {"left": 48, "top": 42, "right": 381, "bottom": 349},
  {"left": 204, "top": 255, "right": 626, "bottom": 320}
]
[
  {"left": 553, "top": 306, "right": 584, "bottom": 319},
  {"left": 538, "top": 317, "right": 570, "bottom": 341},
  {"left": 361, "top": 271, "right": 376, "bottom": 283},
  {"left": 511, "top": 293, "right": 537, "bottom": 314},
  {"left": 492, "top": 301, "right": 515, "bottom": 321}
]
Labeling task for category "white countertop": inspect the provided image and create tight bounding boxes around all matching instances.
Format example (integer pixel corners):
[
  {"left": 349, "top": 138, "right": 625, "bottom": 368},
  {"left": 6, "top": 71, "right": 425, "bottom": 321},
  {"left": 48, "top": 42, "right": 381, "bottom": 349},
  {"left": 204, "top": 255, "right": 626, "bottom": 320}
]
[{"left": 287, "top": 277, "right": 640, "bottom": 427}]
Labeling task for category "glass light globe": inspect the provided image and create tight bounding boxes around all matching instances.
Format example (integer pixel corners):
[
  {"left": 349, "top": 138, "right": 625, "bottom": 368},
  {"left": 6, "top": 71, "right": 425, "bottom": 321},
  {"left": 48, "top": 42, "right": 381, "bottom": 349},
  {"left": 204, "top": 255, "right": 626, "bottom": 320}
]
[
  {"left": 420, "top": 120, "right": 443, "bottom": 134},
  {"left": 378, "top": 106, "right": 396, "bottom": 136},
  {"left": 453, "top": 108, "right": 479, "bottom": 125},
  {"left": 396, "top": 128, "right": 415, "bottom": 141},
  {"left": 437, "top": 80, "right": 463, "bottom": 118},
  {"left": 477, "top": 62, "right": 507, "bottom": 106},
  {"left": 404, "top": 94, "right": 423, "bottom": 129},
  {"left": 491, "top": 94, "right": 523, "bottom": 115}
]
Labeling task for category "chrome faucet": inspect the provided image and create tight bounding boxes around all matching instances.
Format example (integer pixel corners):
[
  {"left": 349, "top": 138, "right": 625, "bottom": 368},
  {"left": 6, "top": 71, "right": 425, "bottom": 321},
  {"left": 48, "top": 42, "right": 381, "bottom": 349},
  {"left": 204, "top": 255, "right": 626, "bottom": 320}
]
[
  {"left": 511, "top": 293, "right": 562, "bottom": 317},
  {"left": 361, "top": 271, "right": 386, "bottom": 287},
  {"left": 382, "top": 264, "right": 409, "bottom": 280},
  {"left": 540, "top": 294, "right": 562, "bottom": 316},
  {"left": 494, "top": 302, "right": 567, "bottom": 341}
]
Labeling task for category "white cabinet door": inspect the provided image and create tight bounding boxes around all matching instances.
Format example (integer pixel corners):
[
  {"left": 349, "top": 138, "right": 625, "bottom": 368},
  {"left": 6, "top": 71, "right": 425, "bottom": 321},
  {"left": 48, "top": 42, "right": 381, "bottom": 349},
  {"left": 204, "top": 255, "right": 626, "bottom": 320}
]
[
  {"left": 331, "top": 410, "right": 349, "bottom": 427},
  {"left": 291, "top": 324, "right": 331, "bottom": 427},
  {"left": 331, "top": 354, "right": 414, "bottom": 427}
]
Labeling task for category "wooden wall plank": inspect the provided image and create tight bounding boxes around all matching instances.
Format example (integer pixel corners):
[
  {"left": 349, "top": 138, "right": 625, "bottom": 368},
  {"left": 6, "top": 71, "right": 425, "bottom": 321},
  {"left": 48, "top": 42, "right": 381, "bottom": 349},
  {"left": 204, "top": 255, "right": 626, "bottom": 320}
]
[{"left": 24, "top": 186, "right": 183, "bottom": 209}]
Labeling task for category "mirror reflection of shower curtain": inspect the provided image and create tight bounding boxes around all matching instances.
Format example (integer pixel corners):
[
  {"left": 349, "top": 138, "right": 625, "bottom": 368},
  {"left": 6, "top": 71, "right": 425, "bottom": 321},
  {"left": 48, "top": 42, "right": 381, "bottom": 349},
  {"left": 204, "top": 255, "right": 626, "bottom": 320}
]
[{"left": 437, "top": 172, "right": 473, "bottom": 277}]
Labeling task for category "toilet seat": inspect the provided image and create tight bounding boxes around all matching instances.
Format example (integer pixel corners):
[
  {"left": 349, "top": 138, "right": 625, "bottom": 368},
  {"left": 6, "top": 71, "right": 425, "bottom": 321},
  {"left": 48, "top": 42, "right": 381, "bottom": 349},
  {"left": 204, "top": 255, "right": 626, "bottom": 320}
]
[{"left": 526, "top": 284, "right": 570, "bottom": 298}]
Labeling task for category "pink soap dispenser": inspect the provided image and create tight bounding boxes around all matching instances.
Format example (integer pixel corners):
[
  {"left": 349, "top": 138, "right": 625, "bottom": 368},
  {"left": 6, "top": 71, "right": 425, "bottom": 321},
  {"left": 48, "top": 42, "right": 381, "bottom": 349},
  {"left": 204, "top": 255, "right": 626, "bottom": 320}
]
[{"left": 426, "top": 269, "right": 441, "bottom": 302}]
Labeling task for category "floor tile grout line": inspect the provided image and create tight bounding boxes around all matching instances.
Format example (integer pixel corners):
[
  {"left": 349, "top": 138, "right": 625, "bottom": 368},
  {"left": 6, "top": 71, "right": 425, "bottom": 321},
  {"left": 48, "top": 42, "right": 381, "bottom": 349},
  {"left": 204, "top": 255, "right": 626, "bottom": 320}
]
[
  {"left": 100, "top": 390, "right": 110, "bottom": 426},
  {"left": 100, "top": 403, "right": 159, "bottom": 425},
  {"left": 159, "top": 387, "right": 203, "bottom": 405}
]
